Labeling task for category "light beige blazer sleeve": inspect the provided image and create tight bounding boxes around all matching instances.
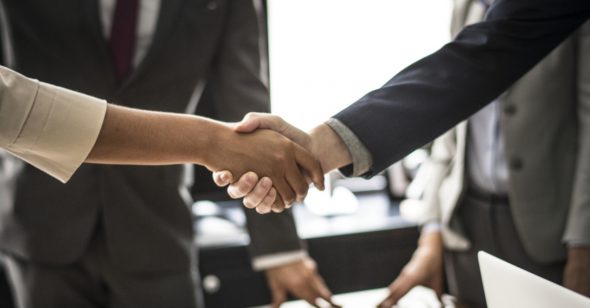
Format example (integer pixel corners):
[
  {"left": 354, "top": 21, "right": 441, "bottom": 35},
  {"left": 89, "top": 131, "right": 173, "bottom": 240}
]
[
  {"left": 564, "top": 20, "right": 590, "bottom": 245},
  {"left": 0, "top": 66, "right": 106, "bottom": 183}
]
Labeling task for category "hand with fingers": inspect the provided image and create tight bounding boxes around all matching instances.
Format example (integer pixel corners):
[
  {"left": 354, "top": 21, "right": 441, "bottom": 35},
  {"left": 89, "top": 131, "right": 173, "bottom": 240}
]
[
  {"left": 563, "top": 246, "right": 590, "bottom": 297},
  {"left": 213, "top": 171, "right": 281, "bottom": 214},
  {"left": 213, "top": 112, "right": 353, "bottom": 213},
  {"left": 205, "top": 122, "right": 324, "bottom": 211},
  {"left": 265, "top": 257, "right": 341, "bottom": 308},
  {"left": 377, "top": 231, "right": 444, "bottom": 308}
]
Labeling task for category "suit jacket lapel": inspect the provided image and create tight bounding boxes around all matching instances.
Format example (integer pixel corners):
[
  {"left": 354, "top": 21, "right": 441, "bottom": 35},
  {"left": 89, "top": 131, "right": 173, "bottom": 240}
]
[{"left": 117, "top": 0, "right": 188, "bottom": 91}]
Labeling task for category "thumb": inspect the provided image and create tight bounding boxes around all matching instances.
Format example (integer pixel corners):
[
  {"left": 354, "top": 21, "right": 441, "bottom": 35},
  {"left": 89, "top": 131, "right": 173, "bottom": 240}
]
[
  {"left": 212, "top": 170, "right": 233, "bottom": 187},
  {"left": 234, "top": 112, "right": 275, "bottom": 133},
  {"left": 235, "top": 112, "right": 291, "bottom": 134}
]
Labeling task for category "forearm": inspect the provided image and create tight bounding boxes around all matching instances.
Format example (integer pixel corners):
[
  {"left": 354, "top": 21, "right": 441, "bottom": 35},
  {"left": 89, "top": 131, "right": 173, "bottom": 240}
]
[{"left": 87, "top": 104, "right": 221, "bottom": 166}]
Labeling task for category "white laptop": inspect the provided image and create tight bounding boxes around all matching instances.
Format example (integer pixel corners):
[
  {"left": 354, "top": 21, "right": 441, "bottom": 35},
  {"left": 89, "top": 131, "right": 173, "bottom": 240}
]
[{"left": 478, "top": 251, "right": 590, "bottom": 308}]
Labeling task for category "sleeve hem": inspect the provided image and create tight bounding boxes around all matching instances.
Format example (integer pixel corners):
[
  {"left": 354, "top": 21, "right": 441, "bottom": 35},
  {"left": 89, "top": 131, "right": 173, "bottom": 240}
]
[
  {"left": 325, "top": 118, "right": 373, "bottom": 177},
  {"left": 251, "top": 250, "right": 308, "bottom": 271},
  {"left": 8, "top": 82, "right": 107, "bottom": 182}
]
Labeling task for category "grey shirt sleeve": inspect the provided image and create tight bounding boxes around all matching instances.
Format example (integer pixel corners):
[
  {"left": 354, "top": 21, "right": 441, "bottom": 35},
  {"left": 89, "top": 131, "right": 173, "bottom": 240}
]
[{"left": 325, "top": 118, "right": 373, "bottom": 177}]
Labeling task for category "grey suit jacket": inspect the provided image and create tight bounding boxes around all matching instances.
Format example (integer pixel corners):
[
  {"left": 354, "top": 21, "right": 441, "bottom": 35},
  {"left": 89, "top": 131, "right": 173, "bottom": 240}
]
[
  {"left": 0, "top": 0, "right": 302, "bottom": 273},
  {"left": 418, "top": 0, "right": 590, "bottom": 263}
]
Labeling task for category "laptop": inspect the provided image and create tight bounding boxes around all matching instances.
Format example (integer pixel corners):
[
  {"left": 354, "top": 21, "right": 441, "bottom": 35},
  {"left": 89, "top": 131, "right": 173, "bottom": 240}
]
[{"left": 478, "top": 251, "right": 590, "bottom": 308}]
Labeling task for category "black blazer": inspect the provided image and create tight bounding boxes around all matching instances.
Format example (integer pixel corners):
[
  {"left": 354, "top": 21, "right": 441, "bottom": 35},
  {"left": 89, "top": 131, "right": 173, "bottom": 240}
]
[
  {"left": 0, "top": 0, "right": 302, "bottom": 273},
  {"left": 334, "top": 0, "right": 590, "bottom": 177}
]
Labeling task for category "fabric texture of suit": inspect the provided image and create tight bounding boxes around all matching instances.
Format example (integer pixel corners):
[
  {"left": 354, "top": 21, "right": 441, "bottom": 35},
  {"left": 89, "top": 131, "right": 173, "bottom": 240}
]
[
  {"left": 0, "top": 0, "right": 301, "bottom": 284},
  {"left": 333, "top": 0, "right": 590, "bottom": 177},
  {"left": 418, "top": 0, "right": 590, "bottom": 268}
]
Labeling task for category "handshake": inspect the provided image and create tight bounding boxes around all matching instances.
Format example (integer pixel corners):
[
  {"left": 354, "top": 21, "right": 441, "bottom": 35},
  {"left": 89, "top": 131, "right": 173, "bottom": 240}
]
[{"left": 206, "top": 113, "right": 352, "bottom": 214}]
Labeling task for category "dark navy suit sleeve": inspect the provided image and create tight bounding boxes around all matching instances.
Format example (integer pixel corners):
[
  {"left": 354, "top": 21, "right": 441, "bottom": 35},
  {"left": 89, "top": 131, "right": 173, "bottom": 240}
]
[{"left": 333, "top": 0, "right": 590, "bottom": 177}]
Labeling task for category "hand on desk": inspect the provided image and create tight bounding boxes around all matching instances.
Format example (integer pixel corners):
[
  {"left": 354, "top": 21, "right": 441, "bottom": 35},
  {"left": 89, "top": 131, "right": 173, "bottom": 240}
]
[
  {"left": 265, "top": 257, "right": 340, "bottom": 308},
  {"left": 564, "top": 246, "right": 590, "bottom": 297},
  {"left": 213, "top": 113, "right": 353, "bottom": 213},
  {"left": 378, "top": 231, "right": 444, "bottom": 308}
]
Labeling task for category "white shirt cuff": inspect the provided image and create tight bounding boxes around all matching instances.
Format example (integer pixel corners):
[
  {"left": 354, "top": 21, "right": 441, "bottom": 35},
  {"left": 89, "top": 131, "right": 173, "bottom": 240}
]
[
  {"left": 251, "top": 250, "right": 308, "bottom": 271},
  {"left": 567, "top": 240, "right": 590, "bottom": 248},
  {"left": 325, "top": 118, "right": 373, "bottom": 176},
  {"left": 7, "top": 79, "right": 107, "bottom": 183},
  {"left": 421, "top": 221, "right": 442, "bottom": 235}
]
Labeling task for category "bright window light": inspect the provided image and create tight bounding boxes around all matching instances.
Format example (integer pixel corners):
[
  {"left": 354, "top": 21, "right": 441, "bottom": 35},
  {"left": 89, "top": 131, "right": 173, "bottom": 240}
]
[{"left": 268, "top": 0, "right": 453, "bottom": 131}]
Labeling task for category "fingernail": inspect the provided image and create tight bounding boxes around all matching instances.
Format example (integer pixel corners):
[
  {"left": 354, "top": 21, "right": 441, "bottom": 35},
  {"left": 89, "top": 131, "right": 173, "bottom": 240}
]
[{"left": 260, "top": 177, "right": 270, "bottom": 188}]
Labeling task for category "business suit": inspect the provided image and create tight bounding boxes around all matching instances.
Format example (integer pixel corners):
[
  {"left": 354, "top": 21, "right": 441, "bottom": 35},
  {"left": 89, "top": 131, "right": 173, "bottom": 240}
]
[
  {"left": 333, "top": 0, "right": 590, "bottom": 177},
  {"left": 0, "top": 1, "right": 302, "bottom": 307},
  {"left": 424, "top": 0, "right": 590, "bottom": 265},
  {"left": 407, "top": 1, "right": 590, "bottom": 304}
]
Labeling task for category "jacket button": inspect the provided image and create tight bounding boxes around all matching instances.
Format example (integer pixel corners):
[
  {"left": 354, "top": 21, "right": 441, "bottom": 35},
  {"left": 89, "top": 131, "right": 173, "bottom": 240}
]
[
  {"left": 203, "top": 275, "right": 221, "bottom": 294},
  {"left": 504, "top": 104, "right": 517, "bottom": 115},
  {"left": 509, "top": 157, "right": 524, "bottom": 171},
  {"left": 207, "top": 1, "right": 218, "bottom": 10}
]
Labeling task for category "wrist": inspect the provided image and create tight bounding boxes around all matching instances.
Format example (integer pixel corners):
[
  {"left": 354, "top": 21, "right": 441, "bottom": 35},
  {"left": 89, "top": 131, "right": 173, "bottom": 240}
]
[
  {"left": 309, "top": 124, "right": 352, "bottom": 172},
  {"left": 568, "top": 246, "right": 590, "bottom": 258},
  {"left": 191, "top": 118, "right": 231, "bottom": 168},
  {"left": 419, "top": 230, "right": 443, "bottom": 251}
]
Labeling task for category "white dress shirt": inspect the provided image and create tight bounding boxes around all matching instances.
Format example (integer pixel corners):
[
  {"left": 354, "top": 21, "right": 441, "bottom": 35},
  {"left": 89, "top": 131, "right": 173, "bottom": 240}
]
[
  {"left": 467, "top": 99, "right": 509, "bottom": 195},
  {"left": 99, "top": 0, "right": 161, "bottom": 68}
]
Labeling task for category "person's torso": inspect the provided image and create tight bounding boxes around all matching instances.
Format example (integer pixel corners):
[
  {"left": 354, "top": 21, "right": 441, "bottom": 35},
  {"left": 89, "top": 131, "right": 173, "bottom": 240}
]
[
  {"left": 0, "top": 0, "right": 234, "bottom": 272},
  {"left": 437, "top": 0, "right": 581, "bottom": 263}
]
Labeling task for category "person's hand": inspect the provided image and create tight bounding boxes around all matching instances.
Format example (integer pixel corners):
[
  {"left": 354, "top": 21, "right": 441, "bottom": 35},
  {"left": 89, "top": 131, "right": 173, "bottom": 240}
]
[
  {"left": 213, "top": 113, "right": 352, "bottom": 213},
  {"left": 213, "top": 113, "right": 319, "bottom": 213},
  {"left": 563, "top": 246, "right": 590, "bottom": 297},
  {"left": 234, "top": 113, "right": 315, "bottom": 153},
  {"left": 378, "top": 231, "right": 444, "bottom": 308},
  {"left": 265, "top": 257, "right": 340, "bottom": 308},
  {"left": 214, "top": 170, "right": 284, "bottom": 214},
  {"left": 205, "top": 123, "right": 323, "bottom": 207}
]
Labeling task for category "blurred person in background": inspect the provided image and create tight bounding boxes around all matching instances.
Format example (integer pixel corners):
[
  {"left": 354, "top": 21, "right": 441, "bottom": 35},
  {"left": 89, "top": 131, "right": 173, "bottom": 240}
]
[
  {"left": 0, "top": 1, "right": 333, "bottom": 307},
  {"left": 212, "top": 0, "right": 590, "bottom": 306},
  {"left": 377, "top": 1, "right": 590, "bottom": 306}
]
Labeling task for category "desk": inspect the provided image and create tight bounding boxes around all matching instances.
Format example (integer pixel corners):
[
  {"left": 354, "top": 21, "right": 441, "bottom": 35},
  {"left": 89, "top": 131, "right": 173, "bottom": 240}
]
[
  {"left": 252, "top": 287, "right": 447, "bottom": 308},
  {"left": 196, "top": 193, "right": 419, "bottom": 307}
]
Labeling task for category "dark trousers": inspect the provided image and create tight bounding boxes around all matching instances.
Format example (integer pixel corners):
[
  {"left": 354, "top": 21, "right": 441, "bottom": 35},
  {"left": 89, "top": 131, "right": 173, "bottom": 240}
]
[
  {"left": 444, "top": 190, "right": 565, "bottom": 307},
  {"left": 3, "top": 223, "right": 203, "bottom": 308}
]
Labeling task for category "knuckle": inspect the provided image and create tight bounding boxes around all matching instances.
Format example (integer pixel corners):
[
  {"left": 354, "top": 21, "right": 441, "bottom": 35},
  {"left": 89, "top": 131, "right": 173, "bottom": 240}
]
[
  {"left": 274, "top": 153, "right": 288, "bottom": 164},
  {"left": 292, "top": 278, "right": 306, "bottom": 289},
  {"left": 302, "top": 270, "right": 314, "bottom": 280}
]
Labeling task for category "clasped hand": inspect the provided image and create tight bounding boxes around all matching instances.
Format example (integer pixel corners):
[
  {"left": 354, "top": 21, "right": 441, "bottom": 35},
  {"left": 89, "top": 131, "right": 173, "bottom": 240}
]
[{"left": 207, "top": 114, "right": 324, "bottom": 213}]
